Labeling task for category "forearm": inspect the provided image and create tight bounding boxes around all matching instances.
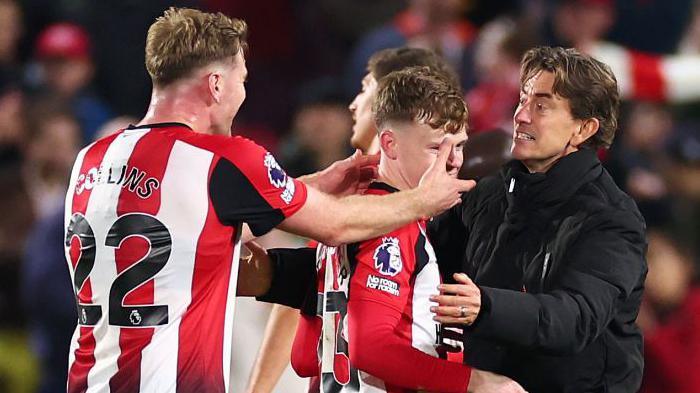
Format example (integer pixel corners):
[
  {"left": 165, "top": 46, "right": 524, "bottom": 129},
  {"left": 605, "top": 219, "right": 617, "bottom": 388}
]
[
  {"left": 349, "top": 300, "right": 470, "bottom": 392},
  {"left": 326, "top": 189, "right": 429, "bottom": 245},
  {"left": 246, "top": 305, "right": 301, "bottom": 393}
]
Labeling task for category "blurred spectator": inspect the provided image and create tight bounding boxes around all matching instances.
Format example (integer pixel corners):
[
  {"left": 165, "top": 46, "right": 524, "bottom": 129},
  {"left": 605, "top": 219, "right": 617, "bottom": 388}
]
[
  {"left": 466, "top": 17, "right": 537, "bottom": 133},
  {"left": 639, "top": 229, "right": 700, "bottom": 393},
  {"left": 0, "top": 70, "right": 33, "bottom": 328},
  {"left": 549, "top": 0, "right": 615, "bottom": 49},
  {"left": 459, "top": 130, "right": 512, "bottom": 181},
  {"left": 21, "top": 203, "right": 76, "bottom": 393},
  {"left": 345, "top": 0, "right": 478, "bottom": 95},
  {"left": 278, "top": 80, "right": 353, "bottom": 177},
  {"left": 0, "top": 0, "right": 23, "bottom": 69},
  {"left": 0, "top": 57, "right": 37, "bottom": 393},
  {"left": 82, "top": 1, "right": 196, "bottom": 117},
  {"left": 29, "top": 23, "right": 112, "bottom": 143},
  {"left": 679, "top": 2, "right": 700, "bottom": 54},
  {"left": 606, "top": 102, "right": 674, "bottom": 226},
  {"left": 609, "top": 0, "right": 694, "bottom": 54},
  {"left": 23, "top": 96, "right": 81, "bottom": 218}
]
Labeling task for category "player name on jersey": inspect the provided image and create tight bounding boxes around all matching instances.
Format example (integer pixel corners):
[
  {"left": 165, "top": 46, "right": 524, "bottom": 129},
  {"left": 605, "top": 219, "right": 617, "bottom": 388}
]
[{"left": 75, "top": 163, "right": 160, "bottom": 199}]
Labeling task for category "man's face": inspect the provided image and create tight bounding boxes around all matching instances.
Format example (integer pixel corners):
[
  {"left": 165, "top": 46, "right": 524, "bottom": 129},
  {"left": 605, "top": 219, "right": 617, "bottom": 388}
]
[
  {"left": 389, "top": 121, "right": 467, "bottom": 188},
  {"left": 512, "top": 70, "right": 582, "bottom": 173},
  {"left": 215, "top": 52, "right": 247, "bottom": 135},
  {"left": 348, "top": 73, "right": 378, "bottom": 152}
]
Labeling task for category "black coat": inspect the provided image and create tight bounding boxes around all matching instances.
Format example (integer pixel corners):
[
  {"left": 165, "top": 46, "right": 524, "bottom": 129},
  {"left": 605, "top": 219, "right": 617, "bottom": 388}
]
[{"left": 429, "top": 149, "right": 648, "bottom": 393}]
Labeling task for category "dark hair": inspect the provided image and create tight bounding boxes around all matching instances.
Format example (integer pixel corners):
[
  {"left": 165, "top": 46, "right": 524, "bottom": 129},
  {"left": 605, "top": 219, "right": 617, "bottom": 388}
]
[
  {"left": 520, "top": 46, "right": 620, "bottom": 149},
  {"left": 145, "top": 7, "right": 248, "bottom": 86},
  {"left": 367, "top": 47, "right": 462, "bottom": 91},
  {"left": 373, "top": 66, "right": 468, "bottom": 134}
]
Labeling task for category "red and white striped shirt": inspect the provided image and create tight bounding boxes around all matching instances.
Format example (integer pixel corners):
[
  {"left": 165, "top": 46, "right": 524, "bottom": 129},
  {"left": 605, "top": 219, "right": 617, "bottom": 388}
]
[
  {"left": 291, "top": 183, "right": 471, "bottom": 393},
  {"left": 64, "top": 123, "right": 307, "bottom": 393}
]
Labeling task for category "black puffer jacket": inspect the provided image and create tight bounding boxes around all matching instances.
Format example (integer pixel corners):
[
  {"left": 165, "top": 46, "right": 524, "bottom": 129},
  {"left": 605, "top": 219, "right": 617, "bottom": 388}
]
[{"left": 429, "top": 149, "right": 647, "bottom": 393}]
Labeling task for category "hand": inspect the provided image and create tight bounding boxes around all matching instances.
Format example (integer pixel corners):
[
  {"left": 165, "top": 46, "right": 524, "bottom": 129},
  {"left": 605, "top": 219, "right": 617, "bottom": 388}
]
[
  {"left": 467, "top": 369, "right": 528, "bottom": 393},
  {"left": 417, "top": 139, "right": 476, "bottom": 217},
  {"left": 430, "top": 273, "right": 481, "bottom": 326},
  {"left": 236, "top": 241, "right": 272, "bottom": 297},
  {"left": 302, "top": 150, "right": 379, "bottom": 197}
]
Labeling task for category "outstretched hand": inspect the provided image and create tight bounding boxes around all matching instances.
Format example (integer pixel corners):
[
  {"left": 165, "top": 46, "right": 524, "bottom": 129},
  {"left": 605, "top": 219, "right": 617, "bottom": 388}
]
[
  {"left": 418, "top": 140, "right": 476, "bottom": 218},
  {"left": 302, "top": 149, "right": 379, "bottom": 197}
]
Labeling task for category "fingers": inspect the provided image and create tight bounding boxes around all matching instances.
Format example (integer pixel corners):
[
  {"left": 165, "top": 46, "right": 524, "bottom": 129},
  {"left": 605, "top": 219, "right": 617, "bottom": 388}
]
[
  {"left": 456, "top": 179, "right": 477, "bottom": 193},
  {"left": 452, "top": 272, "right": 473, "bottom": 284},
  {"left": 435, "top": 139, "right": 455, "bottom": 169},
  {"left": 244, "top": 240, "right": 267, "bottom": 261},
  {"left": 436, "top": 283, "right": 475, "bottom": 296},
  {"left": 354, "top": 151, "right": 380, "bottom": 167}
]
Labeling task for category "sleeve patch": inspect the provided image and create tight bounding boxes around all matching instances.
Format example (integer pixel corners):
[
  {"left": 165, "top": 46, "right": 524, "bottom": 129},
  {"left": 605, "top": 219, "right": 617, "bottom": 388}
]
[
  {"left": 263, "top": 152, "right": 295, "bottom": 204},
  {"left": 373, "top": 237, "right": 403, "bottom": 277}
]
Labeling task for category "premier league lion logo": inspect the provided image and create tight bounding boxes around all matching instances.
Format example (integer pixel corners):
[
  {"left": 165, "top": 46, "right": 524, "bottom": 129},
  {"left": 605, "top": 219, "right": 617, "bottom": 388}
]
[
  {"left": 373, "top": 237, "right": 402, "bottom": 277},
  {"left": 264, "top": 153, "right": 288, "bottom": 188}
]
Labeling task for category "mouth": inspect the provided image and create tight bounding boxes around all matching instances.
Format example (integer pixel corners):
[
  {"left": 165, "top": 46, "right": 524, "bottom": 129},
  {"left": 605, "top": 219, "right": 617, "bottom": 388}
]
[{"left": 515, "top": 131, "right": 535, "bottom": 141}]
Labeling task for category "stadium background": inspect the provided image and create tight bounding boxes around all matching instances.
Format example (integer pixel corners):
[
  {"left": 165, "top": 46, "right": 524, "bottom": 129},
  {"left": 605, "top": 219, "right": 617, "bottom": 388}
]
[{"left": 0, "top": 0, "right": 699, "bottom": 392}]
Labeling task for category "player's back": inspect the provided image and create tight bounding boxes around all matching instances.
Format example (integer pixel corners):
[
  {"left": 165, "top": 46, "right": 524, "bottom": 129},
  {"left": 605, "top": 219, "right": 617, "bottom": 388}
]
[{"left": 64, "top": 123, "right": 307, "bottom": 393}]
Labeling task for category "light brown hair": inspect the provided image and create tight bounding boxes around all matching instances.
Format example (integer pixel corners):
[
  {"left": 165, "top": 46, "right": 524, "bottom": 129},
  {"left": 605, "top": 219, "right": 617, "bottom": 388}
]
[
  {"left": 145, "top": 7, "right": 247, "bottom": 86},
  {"left": 367, "top": 47, "right": 462, "bottom": 92},
  {"left": 373, "top": 66, "right": 468, "bottom": 134},
  {"left": 520, "top": 46, "right": 620, "bottom": 149}
]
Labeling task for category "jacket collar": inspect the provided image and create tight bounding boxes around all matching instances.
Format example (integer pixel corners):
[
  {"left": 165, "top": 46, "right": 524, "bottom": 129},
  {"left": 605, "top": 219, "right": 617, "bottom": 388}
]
[{"left": 500, "top": 149, "right": 602, "bottom": 209}]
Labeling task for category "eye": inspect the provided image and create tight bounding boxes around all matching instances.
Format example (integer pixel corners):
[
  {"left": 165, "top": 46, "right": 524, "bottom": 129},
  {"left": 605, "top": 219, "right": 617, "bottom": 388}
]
[{"left": 536, "top": 103, "right": 546, "bottom": 111}]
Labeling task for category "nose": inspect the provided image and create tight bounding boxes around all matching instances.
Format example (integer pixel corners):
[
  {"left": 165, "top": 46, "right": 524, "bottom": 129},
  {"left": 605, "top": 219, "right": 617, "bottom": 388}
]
[
  {"left": 514, "top": 101, "right": 531, "bottom": 125},
  {"left": 447, "top": 145, "right": 464, "bottom": 171},
  {"left": 348, "top": 96, "right": 359, "bottom": 113}
]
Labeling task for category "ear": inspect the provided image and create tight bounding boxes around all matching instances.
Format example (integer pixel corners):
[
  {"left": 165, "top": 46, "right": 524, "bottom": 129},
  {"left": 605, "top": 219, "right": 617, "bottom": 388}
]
[
  {"left": 571, "top": 118, "right": 599, "bottom": 147},
  {"left": 379, "top": 129, "right": 398, "bottom": 160},
  {"left": 208, "top": 72, "right": 222, "bottom": 104}
]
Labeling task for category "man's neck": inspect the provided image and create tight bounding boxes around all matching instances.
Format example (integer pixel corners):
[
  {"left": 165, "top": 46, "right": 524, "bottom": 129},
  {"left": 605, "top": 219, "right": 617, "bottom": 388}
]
[
  {"left": 138, "top": 86, "right": 213, "bottom": 134},
  {"left": 377, "top": 158, "right": 412, "bottom": 191}
]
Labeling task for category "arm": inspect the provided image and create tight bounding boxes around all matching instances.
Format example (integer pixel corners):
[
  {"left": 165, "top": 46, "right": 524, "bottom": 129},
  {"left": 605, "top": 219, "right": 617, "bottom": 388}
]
[
  {"left": 246, "top": 305, "right": 301, "bottom": 393},
  {"left": 280, "top": 140, "right": 475, "bottom": 246},
  {"left": 435, "top": 210, "right": 647, "bottom": 355},
  {"left": 348, "top": 299, "right": 471, "bottom": 392}
]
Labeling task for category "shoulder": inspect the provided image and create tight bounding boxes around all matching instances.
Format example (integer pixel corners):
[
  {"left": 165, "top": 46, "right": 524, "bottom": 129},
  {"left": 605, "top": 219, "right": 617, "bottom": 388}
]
[
  {"left": 174, "top": 133, "right": 268, "bottom": 164},
  {"left": 574, "top": 168, "right": 645, "bottom": 233}
]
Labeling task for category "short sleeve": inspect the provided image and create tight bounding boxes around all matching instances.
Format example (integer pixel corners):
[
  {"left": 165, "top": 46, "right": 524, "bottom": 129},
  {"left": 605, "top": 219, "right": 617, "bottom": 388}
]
[
  {"left": 209, "top": 138, "right": 307, "bottom": 236},
  {"left": 349, "top": 226, "right": 418, "bottom": 313}
]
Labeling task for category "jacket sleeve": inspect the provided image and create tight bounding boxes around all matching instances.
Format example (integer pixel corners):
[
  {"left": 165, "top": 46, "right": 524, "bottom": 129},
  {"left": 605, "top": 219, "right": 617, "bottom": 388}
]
[{"left": 469, "top": 209, "right": 647, "bottom": 355}]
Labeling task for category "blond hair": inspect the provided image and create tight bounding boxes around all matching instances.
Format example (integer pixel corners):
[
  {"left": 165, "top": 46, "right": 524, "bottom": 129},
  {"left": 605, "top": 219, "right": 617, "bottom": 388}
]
[
  {"left": 373, "top": 67, "right": 468, "bottom": 134},
  {"left": 145, "top": 7, "right": 247, "bottom": 86}
]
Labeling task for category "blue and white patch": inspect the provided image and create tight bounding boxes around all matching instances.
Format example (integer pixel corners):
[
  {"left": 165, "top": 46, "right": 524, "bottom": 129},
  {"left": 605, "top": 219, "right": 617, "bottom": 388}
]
[
  {"left": 264, "top": 153, "right": 288, "bottom": 188},
  {"left": 264, "top": 152, "right": 295, "bottom": 204},
  {"left": 373, "top": 237, "right": 402, "bottom": 277}
]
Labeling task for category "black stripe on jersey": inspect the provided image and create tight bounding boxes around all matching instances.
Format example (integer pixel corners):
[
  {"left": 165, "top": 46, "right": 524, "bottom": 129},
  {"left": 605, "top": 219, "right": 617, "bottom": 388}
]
[
  {"left": 414, "top": 230, "right": 430, "bottom": 275},
  {"left": 209, "top": 157, "right": 285, "bottom": 236}
]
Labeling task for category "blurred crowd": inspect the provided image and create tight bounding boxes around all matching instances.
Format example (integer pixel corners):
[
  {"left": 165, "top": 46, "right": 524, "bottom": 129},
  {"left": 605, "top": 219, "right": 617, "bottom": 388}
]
[{"left": 0, "top": 0, "right": 699, "bottom": 392}]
